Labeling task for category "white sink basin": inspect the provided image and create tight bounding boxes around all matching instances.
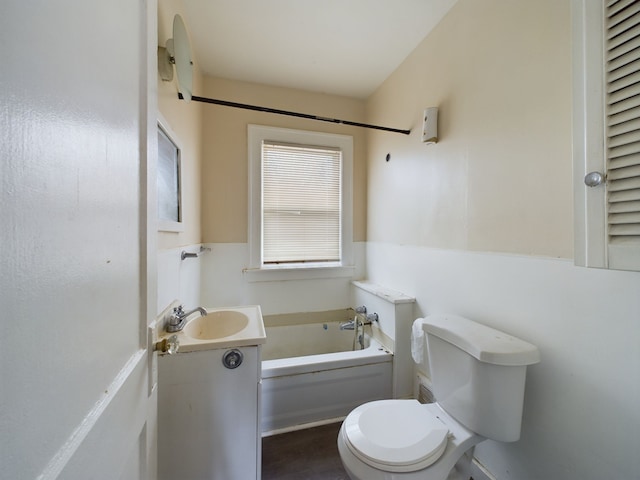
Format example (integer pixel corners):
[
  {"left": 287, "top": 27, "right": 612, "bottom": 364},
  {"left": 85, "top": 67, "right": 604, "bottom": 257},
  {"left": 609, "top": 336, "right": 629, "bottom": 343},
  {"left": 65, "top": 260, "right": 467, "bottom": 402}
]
[
  {"left": 183, "top": 310, "right": 250, "bottom": 340},
  {"left": 158, "top": 305, "right": 266, "bottom": 354}
]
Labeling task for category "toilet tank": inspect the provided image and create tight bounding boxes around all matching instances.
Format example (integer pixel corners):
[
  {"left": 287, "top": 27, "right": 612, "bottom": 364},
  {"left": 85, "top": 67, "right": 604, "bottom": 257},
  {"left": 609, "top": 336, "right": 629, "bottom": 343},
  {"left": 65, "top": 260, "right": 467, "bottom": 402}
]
[{"left": 423, "top": 315, "right": 540, "bottom": 442}]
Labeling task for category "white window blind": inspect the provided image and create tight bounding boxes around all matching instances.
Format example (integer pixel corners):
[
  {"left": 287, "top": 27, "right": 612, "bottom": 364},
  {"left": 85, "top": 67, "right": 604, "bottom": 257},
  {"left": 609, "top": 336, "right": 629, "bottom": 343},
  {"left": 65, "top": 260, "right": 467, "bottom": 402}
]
[
  {"left": 606, "top": 0, "right": 640, "bottom": 269},
  {"left": 262, "top": 141, "right": 342, "bottom": 264}
]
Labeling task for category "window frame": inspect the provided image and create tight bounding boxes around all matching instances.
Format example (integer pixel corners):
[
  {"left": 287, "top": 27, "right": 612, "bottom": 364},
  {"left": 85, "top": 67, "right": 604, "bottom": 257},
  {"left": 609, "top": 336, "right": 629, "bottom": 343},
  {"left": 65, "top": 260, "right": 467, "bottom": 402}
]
[
  {"left": 157, "top": 116, "right": 185, "bottom": 233},
  {"left": 247, "top": 124, "right": 354, "bottom": 281}
]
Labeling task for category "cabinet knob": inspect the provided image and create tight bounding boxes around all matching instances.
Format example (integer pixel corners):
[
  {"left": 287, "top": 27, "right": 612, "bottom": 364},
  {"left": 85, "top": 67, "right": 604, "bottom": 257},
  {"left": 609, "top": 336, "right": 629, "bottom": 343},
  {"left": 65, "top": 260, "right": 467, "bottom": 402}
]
[
  {"left": 155, "top": 334, "right": 179, "bottom": 355},
  {"left": 584, "top": 171, "right": 605, "bottom": 187}
]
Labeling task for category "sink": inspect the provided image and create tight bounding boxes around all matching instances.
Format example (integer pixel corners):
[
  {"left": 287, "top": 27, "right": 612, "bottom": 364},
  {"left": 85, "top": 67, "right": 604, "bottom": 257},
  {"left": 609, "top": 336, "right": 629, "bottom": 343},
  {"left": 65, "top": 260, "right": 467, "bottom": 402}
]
[
  {"left": 183, "top": 310, "right": 249, "bottom": 340},
  {"left": 157, "top": 305, "right": 266, "bottom": 353}
]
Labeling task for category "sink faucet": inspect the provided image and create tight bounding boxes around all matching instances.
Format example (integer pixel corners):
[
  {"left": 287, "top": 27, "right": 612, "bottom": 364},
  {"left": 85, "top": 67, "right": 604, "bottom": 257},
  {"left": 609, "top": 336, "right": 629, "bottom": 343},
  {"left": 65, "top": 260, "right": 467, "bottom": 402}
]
[{"left": 166, "top": 305, "right": 207, "bottom": 333}]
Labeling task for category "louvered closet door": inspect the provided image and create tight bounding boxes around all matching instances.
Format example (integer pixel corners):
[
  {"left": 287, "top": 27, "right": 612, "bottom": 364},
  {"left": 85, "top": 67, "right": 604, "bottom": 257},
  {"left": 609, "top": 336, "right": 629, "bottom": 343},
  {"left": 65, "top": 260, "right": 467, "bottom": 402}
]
[{"left": 605, "top": 0, "right": 640, "bottom": 270}]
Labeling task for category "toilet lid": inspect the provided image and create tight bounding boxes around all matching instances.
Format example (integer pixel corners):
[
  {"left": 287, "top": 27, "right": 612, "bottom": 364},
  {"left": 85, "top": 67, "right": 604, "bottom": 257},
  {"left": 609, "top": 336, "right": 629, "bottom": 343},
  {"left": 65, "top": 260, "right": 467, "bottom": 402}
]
[{"left": 343, "top": 400, "right": 449, "bottom": 472}]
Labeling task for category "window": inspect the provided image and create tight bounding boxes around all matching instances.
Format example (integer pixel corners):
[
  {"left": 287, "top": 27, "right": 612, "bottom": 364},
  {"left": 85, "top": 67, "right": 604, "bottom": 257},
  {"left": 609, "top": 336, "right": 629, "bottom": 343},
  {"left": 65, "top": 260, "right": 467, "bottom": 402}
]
[
  {"left": 248, "top": 125, "right": 353, "bottom": 279},
  {"left": 157, "top": 117, "right": 184, "bottom": 232},
  {"left": 572, "top": 0, "right": 640, "bottom": 271},
  {"left": 262, "top": 142, "right": 342, "bottom": 264}
]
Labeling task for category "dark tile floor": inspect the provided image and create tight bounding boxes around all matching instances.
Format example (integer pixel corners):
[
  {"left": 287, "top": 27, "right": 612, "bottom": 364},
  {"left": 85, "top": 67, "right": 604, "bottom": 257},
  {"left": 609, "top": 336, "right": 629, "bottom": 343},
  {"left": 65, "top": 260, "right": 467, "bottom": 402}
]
[{"left": 262, "top": 422, "right": 349, "bottom": 480}]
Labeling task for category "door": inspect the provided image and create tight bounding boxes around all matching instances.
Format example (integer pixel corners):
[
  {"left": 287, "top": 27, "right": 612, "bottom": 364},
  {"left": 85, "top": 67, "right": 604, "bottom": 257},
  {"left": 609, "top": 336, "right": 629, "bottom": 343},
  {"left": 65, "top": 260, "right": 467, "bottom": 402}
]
[{"left": 0, "top": 1, "right": 159, "bottom": 478}]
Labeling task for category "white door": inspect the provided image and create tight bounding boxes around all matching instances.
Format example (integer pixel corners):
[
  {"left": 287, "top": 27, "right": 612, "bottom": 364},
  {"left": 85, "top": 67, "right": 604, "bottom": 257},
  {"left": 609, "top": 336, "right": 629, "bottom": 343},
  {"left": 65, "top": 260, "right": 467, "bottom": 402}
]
[{"left": 0, "top": 1, "right": 159, "bottom": 479}]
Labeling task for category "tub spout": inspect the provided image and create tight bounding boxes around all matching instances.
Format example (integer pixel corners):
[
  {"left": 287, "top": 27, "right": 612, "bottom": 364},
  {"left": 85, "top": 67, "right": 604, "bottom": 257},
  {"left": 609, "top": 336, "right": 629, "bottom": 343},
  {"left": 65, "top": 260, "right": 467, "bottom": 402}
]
[{"left": 340, "top": 320, "right": 355, "bottom": 330}]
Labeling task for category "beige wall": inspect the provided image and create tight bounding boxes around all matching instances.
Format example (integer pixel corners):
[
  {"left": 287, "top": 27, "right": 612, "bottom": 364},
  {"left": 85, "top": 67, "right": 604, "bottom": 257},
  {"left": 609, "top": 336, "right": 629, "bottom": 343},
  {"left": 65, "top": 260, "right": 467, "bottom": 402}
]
[
  {"left": 157, "top": 0, "right": 203, "bottom": 249},
  {"left": 366, "top": 0, "right": 572, "bottom": 258},
  {"left": 200, "top": 77, "right": 368, "bottom": 243}
]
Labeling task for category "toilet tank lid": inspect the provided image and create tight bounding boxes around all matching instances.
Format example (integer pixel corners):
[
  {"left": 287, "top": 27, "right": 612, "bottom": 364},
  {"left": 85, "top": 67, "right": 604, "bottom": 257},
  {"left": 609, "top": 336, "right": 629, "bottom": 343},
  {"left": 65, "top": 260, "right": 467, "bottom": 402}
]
[{"left": 423, "top": 315, "right": 540, "bottom": 366}]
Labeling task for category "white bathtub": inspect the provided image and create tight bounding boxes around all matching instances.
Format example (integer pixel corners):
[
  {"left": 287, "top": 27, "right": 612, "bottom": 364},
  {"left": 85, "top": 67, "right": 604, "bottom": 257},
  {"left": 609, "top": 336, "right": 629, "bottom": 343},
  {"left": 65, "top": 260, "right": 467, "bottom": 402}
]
[{"left": 261, "top": 320, "right": 393, "bottom": 434}]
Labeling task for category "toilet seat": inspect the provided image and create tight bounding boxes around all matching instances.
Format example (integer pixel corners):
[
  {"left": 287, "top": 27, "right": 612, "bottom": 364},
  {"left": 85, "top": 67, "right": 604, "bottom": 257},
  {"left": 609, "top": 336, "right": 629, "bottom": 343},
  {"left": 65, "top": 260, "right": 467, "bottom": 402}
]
[{"left": 342, "top": 400, "right": 449, "bottom": 473}]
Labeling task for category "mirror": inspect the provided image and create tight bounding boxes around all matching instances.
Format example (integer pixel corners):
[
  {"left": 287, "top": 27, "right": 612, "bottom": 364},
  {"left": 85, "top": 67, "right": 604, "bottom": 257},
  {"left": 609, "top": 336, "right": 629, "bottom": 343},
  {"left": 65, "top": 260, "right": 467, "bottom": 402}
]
[
  {"left": 158, "top": 14, "right": 193, "bottom": 102},
  {"left": 172, "top": 14, "right": 193, "bottom": 102}
]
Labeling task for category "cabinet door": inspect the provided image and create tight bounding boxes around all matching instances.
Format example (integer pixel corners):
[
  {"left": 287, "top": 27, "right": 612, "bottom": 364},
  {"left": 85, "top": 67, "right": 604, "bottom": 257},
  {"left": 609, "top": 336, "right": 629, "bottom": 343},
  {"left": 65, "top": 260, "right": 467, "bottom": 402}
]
[
  {"left": 159, "top": 346, "right": 261, "bottom": 480},
  {"left": 573, "top": 0, "right": 640, "bottom": 271}
]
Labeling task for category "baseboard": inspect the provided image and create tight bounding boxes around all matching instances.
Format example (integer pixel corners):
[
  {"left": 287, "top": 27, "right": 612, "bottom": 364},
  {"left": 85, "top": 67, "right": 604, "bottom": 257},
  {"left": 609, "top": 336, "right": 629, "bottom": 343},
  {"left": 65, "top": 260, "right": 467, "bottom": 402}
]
[
  {"left": 261, "top": 416, "right": 345, "bottom": 437},
  {"left": 470, "top": 457, "right": 497, "bottom": 480}
]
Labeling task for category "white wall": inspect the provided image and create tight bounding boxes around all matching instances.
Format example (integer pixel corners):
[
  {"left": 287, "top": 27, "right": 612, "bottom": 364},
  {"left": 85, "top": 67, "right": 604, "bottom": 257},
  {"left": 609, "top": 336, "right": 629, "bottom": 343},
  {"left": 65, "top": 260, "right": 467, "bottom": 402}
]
[
  {"left": 352, "top": 281, "right": 416, "bottom": 398},
  {"left": 199, "top": 243, "right": 366, "bottom": 314},
  {"left": 157, "top": 246, "right": 203, "bottom": 314},
  {"left": 156, "top": 242, "right": 366, "bottom": 317},
  {"left": 366, "top": 243, "right": 640, "bottom": 479}
]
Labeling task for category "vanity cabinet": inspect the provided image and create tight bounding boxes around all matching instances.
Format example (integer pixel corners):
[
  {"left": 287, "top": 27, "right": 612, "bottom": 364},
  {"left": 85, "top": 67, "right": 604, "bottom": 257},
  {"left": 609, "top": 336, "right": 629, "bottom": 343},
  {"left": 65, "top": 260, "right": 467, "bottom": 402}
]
[{"left": 158, "top": 345, "right": 262, "bottom": 480}]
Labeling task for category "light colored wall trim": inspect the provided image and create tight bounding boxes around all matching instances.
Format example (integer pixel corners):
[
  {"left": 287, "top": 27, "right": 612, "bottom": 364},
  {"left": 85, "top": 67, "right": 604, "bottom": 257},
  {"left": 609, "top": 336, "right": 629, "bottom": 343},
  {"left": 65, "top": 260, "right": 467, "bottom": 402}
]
[{"left": 571, "top": 0, "right": 607, "bottom": 268}]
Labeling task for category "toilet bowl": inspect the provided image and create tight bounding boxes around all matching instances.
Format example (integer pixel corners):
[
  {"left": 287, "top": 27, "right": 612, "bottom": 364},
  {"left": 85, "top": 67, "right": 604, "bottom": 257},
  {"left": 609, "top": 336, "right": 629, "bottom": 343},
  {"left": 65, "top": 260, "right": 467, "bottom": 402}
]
[
  {"left": 337, "top": 400, "right": 482, "bottom": 480},
  {"left": 337, "top": 314, "right": 540, "bottom": 480}
]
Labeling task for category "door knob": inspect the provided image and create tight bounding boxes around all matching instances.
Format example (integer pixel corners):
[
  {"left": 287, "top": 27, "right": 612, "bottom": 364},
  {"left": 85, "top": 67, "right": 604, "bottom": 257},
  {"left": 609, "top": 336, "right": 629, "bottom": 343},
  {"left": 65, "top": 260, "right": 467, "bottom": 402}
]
[{"left": 154, "top": 334, "right": 179, "bottom": 355}]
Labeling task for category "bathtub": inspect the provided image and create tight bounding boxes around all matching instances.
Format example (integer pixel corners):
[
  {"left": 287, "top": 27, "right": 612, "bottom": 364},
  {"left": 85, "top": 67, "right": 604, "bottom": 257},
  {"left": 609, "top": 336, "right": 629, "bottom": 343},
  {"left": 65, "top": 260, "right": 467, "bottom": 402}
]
[{"left": 261, "top": 319, "right": 393, "bottom": 434}]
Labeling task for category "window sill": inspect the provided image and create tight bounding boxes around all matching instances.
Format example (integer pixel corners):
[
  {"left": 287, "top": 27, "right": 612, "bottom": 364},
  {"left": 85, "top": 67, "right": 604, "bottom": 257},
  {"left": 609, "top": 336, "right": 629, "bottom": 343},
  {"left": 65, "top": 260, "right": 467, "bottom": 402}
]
[
  {"left": 158, "top": 220, "right": 185, "bottom": 233},
  {"left": 243, "top": 264, "right": 356, "bottom": 283}
]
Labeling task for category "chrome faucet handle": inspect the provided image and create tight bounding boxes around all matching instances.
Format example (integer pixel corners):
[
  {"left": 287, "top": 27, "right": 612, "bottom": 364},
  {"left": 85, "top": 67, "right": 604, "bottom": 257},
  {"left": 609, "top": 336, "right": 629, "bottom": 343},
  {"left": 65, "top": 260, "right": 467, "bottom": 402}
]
[
  {"left": 366, "top": 313, "right": 379, "bottom": 323},
  {"left": 354, "top": 305, "right": 367, "bottom": 314},
  {"left": 166, "top": 305, "right": 207, "bottom": 333},
  {"left": 168, "top": 305, "right": 185, "bottom": 327}
]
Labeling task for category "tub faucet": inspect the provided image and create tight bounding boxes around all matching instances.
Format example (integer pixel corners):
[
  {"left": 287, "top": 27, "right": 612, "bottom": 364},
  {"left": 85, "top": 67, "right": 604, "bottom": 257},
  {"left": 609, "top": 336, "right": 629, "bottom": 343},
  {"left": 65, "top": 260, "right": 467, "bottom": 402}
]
[
  {"left": 340, "top": 319, "right": 356, "bottom": 330},
  {"left": 166, "top": 305, "right": 207, "bottom": 333},
  {"left": 340, "top": 313, "right": 378, "bottom": 330},
  {"left": 364, "top": 313, "right": 379, "bottom": 323},
  {"left": 342, "top": 306, "right": 368, "bottom": 330}
]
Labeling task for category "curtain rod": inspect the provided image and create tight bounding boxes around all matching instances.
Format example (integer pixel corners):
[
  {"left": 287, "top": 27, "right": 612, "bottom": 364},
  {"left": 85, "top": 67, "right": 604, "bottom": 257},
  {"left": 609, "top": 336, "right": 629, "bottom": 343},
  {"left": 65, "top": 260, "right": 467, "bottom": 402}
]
[{"left": 178, "top": 93, "right": 411, "bottom": 135}]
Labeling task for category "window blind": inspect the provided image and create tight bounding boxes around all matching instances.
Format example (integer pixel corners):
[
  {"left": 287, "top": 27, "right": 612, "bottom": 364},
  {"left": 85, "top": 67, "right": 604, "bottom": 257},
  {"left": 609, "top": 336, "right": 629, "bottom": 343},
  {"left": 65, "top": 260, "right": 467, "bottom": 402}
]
[
  {"left": 606, "top": 0, "right": 640, "bottom": 245},
  {"left": 262, "top": 141, "right": 342, "bottom": 264}
]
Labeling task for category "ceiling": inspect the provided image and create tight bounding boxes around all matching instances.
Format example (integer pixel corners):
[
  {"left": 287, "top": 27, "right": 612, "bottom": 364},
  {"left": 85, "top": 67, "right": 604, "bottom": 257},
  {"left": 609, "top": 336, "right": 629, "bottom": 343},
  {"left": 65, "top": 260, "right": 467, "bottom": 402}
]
[{"left": 181, "top": 0, "right": 458, "bottom": 99}]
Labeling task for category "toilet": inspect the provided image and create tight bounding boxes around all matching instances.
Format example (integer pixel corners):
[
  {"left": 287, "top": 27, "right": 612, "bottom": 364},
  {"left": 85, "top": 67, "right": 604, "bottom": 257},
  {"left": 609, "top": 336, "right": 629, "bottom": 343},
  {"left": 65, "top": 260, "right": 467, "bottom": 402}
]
[{"left": 337, "top": 314, "right": 540, "bottom": 480}]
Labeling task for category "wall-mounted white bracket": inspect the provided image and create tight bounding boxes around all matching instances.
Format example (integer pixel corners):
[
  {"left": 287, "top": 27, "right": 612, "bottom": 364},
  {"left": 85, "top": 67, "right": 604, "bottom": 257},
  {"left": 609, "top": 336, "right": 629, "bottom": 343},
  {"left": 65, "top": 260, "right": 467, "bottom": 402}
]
[{"left": 422, "top": 107, "right": 438, "bottom": 144}]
